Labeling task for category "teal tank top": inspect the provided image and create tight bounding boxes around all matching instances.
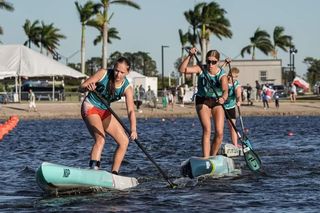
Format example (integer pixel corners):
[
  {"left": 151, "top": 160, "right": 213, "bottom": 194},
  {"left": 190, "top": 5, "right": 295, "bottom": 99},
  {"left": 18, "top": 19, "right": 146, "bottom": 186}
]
[
  {"left": 224, "top": 80, "right": 240, "bottom": 109},
  {"left": 86, "top": 70, "right": 130, "bottom": 110},
  {"left": 196, "top": 68, "right": 226, "bottom": 98}
]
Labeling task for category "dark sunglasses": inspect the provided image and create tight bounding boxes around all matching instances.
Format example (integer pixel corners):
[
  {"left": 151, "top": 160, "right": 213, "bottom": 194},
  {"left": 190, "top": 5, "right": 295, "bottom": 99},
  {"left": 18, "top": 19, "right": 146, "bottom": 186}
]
[{"left": 207, "top": 60, "right": 218, "bottom": 65}]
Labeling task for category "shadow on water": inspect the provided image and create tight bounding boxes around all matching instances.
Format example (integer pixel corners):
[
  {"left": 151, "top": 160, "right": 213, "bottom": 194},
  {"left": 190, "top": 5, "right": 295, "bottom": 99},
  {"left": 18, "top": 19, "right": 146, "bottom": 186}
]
[{"left": 0, "top": 116, "right": 319, "bottom": 212}]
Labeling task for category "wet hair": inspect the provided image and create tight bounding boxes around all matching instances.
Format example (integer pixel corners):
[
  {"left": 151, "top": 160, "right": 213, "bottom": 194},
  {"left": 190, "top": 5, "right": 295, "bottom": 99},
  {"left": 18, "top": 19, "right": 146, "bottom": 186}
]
[
  {"left": 107, "top": 57, "right": 131, "bottom": 97},
  {"left": 206, "top": 50, "right": 220, "bottom": 61}
]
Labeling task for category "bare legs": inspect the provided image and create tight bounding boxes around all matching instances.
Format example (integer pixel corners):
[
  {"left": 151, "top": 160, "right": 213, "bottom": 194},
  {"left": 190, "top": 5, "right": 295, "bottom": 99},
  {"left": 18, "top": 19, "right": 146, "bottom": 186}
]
[
  {"left": 196, "top": 104, "right": 225, "bottom": 157},
  {"left": 84, "top": 114, "right": 129, "bottom": 173}
]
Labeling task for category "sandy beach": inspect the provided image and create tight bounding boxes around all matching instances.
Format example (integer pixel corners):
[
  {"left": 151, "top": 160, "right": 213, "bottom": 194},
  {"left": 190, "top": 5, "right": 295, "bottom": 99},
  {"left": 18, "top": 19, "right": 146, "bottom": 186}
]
[{"left": 0, "top": 97, "right": 319, "bottom": 120}]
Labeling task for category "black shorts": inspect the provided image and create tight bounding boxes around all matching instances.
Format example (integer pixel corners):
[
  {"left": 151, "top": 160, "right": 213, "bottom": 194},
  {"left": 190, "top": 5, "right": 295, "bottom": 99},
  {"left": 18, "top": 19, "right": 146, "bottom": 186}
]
[
  {"left": 225, "top": 107, "right": 236, "bottom": 119},
  {"left": 195, "top": 96, "right": 220, "bottom": 108}
]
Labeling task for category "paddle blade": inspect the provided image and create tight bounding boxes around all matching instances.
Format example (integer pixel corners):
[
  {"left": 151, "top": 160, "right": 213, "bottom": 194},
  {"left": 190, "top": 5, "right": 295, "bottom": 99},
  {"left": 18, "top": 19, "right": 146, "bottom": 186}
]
[{"left": 242, "top": 139, "right": 262, "bottom": 172}]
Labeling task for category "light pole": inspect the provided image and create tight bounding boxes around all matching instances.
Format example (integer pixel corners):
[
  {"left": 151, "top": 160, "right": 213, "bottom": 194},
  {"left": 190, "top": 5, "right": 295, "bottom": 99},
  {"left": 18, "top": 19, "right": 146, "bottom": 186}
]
[
  {"left": 289, "top": 46, "right": 298, "bottom": 82},
  {"left": 161, "top": 45, "right": 169, "bottom": 90}
]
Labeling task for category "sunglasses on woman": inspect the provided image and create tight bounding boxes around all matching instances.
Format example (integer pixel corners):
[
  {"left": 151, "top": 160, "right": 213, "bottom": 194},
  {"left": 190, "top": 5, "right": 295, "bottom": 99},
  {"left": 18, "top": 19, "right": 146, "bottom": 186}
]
[{"left": 207, "top": 60, "right": 218, "bottom": 65}]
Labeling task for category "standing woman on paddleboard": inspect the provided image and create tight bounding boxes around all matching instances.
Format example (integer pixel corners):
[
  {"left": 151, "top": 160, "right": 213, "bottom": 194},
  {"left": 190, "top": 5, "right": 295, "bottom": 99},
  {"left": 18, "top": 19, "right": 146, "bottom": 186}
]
[
  {"left": 179, "top": 48, "right": 228, "bottom": 157},
  {"left": 79, "top": 57, "right": 137, "bottom": 174},
  {"left": 224, "top": 66, "right": 242, "bottom": 147}
]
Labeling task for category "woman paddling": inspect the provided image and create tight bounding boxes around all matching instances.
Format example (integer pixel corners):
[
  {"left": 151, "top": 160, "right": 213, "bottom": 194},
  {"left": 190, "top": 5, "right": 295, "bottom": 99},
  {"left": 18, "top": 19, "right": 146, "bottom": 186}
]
[
  {"left": 179, "top": 48, "right": 228, "bottom": 157},
  {"left": 224, "top": 66, "right": 242, "bottom": 147},
  {"left": 79, "top": 57, "right": 137, "bottom": 174}
]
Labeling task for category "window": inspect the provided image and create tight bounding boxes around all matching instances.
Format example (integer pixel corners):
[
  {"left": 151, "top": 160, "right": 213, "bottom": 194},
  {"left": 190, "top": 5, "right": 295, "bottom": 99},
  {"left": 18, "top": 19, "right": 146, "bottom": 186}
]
[{"left": 260, "top": 71, "right": 267, "bottom": 82}]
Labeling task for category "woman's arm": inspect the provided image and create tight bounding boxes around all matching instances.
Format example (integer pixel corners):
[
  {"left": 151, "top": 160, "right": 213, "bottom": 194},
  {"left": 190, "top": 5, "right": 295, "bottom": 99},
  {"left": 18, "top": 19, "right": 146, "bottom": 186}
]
[
  {"left": 124, "top": 86, "right": 137, "bottom": 140},
  {"left": 235, "top": 85, "right": 242, "bottom": 107},
  {"left": 79, "top": 69, "right": 106, "bottom": 92},
  {"left": 218, "top": 75, "right": 229, "bottom": 104},
  {"left": 178, "top": 48, "right": 201, "bottom": 74}
]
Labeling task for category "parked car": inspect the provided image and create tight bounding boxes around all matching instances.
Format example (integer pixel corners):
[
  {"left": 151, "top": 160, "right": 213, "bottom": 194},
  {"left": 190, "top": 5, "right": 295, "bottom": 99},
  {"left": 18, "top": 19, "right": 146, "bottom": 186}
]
[{"left": 270, "top": 84, "right": 288, "bottom": 98}]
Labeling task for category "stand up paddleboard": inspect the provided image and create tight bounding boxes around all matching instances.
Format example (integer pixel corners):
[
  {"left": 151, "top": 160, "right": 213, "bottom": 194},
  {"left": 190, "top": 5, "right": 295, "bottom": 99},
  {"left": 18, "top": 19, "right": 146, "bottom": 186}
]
[
  {"left": 36, "top": 162, "right": 139, "bottom": 193},
  {"left": 180, "top": 155, "right": 236, "bottom": 178}
]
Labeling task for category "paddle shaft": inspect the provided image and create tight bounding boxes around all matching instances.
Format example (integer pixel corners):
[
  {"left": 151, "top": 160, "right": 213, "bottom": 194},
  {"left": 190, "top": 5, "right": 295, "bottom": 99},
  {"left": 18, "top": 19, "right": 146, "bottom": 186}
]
[{"left": 92, "top": 90, "right": 176, "bottom": 188}]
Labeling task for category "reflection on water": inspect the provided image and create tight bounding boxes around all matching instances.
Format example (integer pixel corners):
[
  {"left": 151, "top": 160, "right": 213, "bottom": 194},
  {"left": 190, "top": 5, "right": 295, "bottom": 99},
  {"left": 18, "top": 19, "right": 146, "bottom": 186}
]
[{"left": 0, "top": 116, "right": 319, "bottom": 212}]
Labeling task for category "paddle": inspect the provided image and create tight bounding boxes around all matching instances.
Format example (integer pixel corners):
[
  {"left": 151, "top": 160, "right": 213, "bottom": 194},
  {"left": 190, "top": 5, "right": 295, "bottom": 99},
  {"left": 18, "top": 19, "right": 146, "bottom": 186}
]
[
  {"left": 186, "top": 48, "right": 262, "bottom": 172},
  {"left": 92, "top": 90, "right": 176, "bottom": 188}
]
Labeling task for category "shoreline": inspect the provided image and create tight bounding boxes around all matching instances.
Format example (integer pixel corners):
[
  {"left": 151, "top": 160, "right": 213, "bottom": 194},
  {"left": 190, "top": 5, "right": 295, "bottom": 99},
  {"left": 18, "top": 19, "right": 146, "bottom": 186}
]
[{"left": 0, "top": 98, "right": 319, "bottom": 120}]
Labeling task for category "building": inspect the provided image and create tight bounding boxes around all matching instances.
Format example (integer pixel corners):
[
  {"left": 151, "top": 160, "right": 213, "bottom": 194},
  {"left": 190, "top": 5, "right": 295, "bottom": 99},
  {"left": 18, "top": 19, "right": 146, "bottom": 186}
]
[{"left": 231, "top": 59, "right": 282, "bottom": 87}]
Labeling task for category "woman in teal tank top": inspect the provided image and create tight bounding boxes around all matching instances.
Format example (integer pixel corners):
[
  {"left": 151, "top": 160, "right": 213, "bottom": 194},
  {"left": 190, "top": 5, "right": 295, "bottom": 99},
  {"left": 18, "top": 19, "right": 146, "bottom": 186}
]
[
  {"left": 79, "top": 57, "right": 137, "bottom": 174},
  {"left": 224, "top": 67, "right": 242, "bottom": 147},
  {"left": 179, "top": 48, "right": 228, "bottom": 157}
]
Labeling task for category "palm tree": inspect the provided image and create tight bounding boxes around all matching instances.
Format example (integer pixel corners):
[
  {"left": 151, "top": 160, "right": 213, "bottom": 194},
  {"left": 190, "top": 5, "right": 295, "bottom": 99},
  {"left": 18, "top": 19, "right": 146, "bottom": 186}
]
[
  {"left": 197, "top": 2, "right": 232, "bottom": 62},
  {"left": 241, "top": 27, "right": 273, "bottom": 60},
  {"left": 95, "top": 0, "right": 140, "bottom": 69},
  {"left": 178, "top": 29, "right": 188, "bottom": 83},
  {"left": 86, "top": 11, "right": 121, "bottom": 61},
  {"left": 75, "top": 1, "right": 99, "bottom": 74},
  {"left": 23, "top": 19, "right": 41, "bottom": 48},
  {"left": 0, "top": 0, "right": 14, "bottom": 41},
  {"left": 39, "top": 21, "right": 66, "bottom": 55},
  {"left": 271, "top": 26, "right": 292, "bottom": 59}
]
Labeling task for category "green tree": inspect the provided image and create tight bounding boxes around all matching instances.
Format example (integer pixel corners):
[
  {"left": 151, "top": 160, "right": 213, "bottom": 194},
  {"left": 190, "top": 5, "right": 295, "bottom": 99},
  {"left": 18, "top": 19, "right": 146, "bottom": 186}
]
[
  {"left": 241, "top": 27, "right": 273, "bottom": 60},
  {"left": 303, "top": 57, "right": 320, "bottom": 86},
  {"left": 271, "top": 26, "right": 292, "bottom": 59},
  {"left": 197, "top": 2, "right": 232, "bottom": 62},
  {"left": 39, "top": 21, "right": 66, "bottom": 55},
  {"left": 86, "top": 11, "right": 121, "bottom": 65},
  {"left": 75, "top": 0, "right": 99, "bottom": 74},
  {"left": 108, "top": 51, "right": 157, "bottom": 77},
  {"left": 94, "top": 0, "right": 140, "bottom": 69},
  {"left": 0, "top": 0, "right": 14, "bottom": 42},
  {"left": 23, "top": 19, "right": 41, "bottom": 48}
]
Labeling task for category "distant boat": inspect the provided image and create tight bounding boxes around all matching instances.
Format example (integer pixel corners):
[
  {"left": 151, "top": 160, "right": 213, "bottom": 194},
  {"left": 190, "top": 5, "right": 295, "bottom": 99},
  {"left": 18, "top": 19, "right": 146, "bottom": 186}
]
[{"left": 36, "top": 162, "right": 139, "bottom": 194}]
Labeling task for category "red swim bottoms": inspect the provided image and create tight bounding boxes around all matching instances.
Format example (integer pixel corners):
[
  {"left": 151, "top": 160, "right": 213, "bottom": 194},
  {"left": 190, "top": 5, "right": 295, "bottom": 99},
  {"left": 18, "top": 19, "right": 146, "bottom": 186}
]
[{"left": 81, "top": 100, "right": 111, "bottom": 120}]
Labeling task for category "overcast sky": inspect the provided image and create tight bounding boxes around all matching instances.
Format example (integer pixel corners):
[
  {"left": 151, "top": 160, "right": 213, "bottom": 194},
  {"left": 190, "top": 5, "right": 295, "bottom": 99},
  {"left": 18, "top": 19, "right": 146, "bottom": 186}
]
[{"left": 1, "top": 0, "right": 319, "bottom": 78}]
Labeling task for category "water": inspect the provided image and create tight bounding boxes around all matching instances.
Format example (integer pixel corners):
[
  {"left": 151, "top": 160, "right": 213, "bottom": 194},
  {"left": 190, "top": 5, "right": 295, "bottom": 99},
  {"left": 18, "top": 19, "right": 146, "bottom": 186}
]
[{"left": 0, "top": 116, "right": 319, "bottom": 212}]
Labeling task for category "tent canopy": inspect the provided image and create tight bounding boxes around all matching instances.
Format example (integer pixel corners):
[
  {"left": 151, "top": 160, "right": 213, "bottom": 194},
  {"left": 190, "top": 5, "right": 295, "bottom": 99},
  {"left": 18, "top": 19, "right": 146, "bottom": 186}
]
[{"left": 0, "top": 44, "right": 86, "bottom": 78}]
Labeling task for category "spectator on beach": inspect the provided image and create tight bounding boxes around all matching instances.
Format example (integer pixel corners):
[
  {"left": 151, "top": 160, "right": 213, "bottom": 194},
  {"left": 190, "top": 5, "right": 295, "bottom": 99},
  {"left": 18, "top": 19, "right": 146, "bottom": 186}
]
[
  {"left": 134, "top": 85, "right": 142, "bottom": 113},
  {"left": 255, "top": 80, "right": 261, "bottom": 101},
  {"left": 28, "top": 89, "right": 37, "bottom": 112},
  {"left": 139, "top": 85, "right": 145, "bottom": 101},
  {"left": 224, "top": 67, "right": 242, "bottom": 147},
  {"left": 168, "top": 90, "right": 174, "bottom": 111},
  {"left": 290, "top": 83, "right": 297, "bottom": 102},
  {"left": 179, "top": 47, "right": 228, "bottom": 157},
  {"left": 261, "top": 90, "right": 269, "bottom": 109},
  {"left": 162, "top": 89, "right": 168, "bottom": 110},
  {"left": 178, "top": 85, "right": 185, "bottom": 106},
  {"left": 274, "top": 90, "right": 280, "bottom": 109},
  {"left": 79, "top": 57, "right": 137, "bottom": 174},
  {"left": 246, "top": 83, "right": 253, "bottom": 105}
]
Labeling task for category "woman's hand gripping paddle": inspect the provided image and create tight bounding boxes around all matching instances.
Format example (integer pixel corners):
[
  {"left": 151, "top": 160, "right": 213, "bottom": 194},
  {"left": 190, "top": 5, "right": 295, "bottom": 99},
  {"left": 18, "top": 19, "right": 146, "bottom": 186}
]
[
  {"left": 185, "top": 48, "right": 262, "bottom": 172},
  {"left": 93, "top": 90, "right": 177, "bottom": 188}
]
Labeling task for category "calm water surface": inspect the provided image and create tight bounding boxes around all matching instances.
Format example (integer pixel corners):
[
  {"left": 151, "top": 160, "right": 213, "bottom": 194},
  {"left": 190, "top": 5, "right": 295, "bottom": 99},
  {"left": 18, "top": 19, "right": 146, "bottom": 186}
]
[{"left": 0, "top": 116, "right": 319, "bottom": 212}]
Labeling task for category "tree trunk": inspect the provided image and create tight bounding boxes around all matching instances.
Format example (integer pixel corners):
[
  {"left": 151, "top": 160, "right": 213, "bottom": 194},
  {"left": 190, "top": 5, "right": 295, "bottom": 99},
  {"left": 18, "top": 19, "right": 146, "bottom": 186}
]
[{"left": 80, "top": 23, "right": 86, "bottom": 74}]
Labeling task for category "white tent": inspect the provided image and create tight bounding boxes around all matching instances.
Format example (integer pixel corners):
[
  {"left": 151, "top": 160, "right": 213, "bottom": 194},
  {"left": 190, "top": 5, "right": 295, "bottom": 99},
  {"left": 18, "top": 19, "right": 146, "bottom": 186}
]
[
  {"left": 127, "top": 71, "right": 158, "bottom": 97},
  {"left": 0, "top": 44, "right": 86, "bottom": 101}
]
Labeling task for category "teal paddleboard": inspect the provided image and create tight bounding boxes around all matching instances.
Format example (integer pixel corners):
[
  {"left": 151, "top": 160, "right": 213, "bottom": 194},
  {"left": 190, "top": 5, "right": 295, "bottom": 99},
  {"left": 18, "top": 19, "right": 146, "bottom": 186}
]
[
  {"left": 181, "top": 155, "right": 235, "bottom": 178},
  {"left": 36, "top": 162, "right": 139, "bottom": 193}
]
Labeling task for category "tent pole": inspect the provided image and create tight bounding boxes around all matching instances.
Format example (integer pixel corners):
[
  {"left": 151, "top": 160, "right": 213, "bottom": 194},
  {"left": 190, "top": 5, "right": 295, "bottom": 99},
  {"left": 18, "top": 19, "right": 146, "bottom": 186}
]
[{"left": 52, "top": 76, "right": 55, "bottom": 102}]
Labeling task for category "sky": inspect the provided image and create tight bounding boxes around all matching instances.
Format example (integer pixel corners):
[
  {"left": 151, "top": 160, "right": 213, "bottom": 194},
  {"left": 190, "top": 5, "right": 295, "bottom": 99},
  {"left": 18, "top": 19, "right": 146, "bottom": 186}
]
[{"left": 0, "top": 0, "right": 319, "bottom": 78}]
